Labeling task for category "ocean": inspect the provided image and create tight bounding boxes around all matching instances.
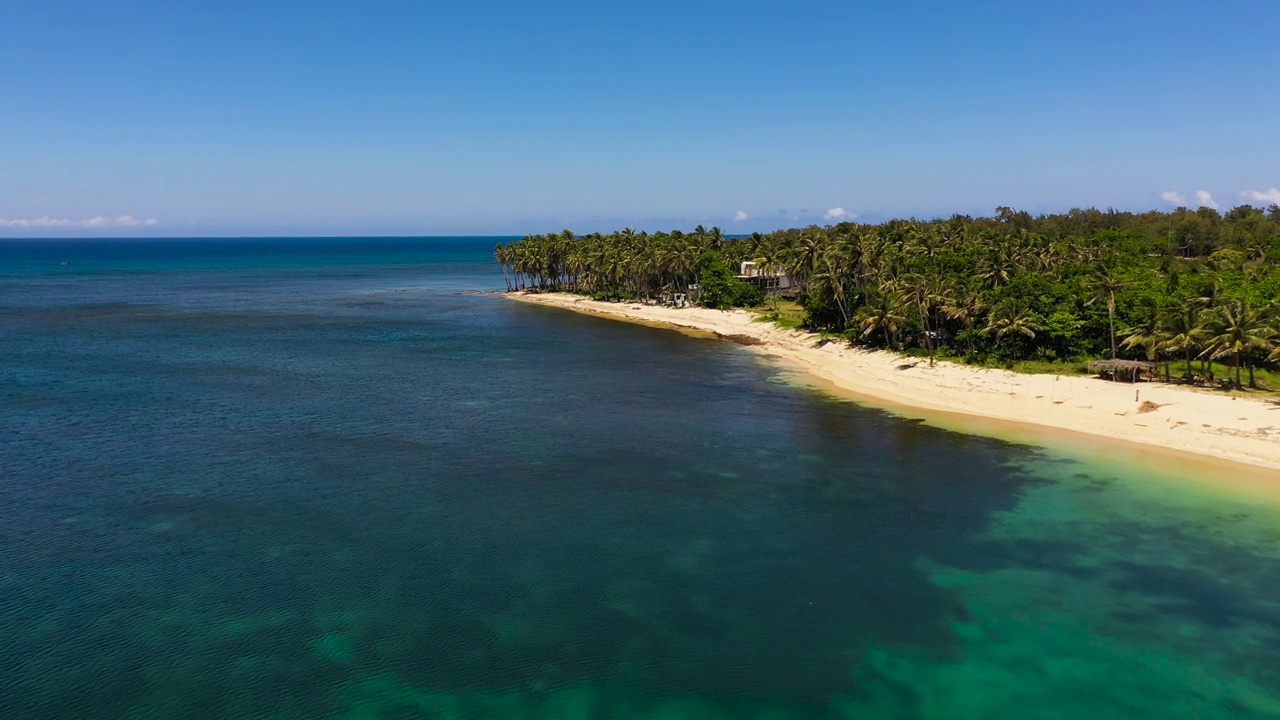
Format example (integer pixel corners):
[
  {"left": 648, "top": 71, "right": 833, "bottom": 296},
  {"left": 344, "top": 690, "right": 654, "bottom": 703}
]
[{"left": 1, "top": 237, "right": 1278, "bottom": 719}]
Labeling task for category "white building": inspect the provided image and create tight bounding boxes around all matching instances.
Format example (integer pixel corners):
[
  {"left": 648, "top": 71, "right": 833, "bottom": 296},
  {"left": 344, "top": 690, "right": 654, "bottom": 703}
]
[{"left": 737, "top": 262, "right": 793, "bottom": 291}]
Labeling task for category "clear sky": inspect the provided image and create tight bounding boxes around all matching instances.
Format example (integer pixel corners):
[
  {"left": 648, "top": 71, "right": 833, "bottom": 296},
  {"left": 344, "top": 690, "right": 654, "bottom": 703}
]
[{"left": 3, "top": 0, "right": 1278, "bottom": 237}]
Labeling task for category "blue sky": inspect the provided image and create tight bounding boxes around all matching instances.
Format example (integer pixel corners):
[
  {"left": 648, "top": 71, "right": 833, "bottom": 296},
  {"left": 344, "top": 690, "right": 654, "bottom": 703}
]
[{"left": 2, "top": 0, "right": 1278, "bottom": 236}]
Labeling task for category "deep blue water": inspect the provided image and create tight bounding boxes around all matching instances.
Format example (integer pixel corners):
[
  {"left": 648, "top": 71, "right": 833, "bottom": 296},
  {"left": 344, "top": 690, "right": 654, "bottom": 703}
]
[{"left": 2, "top": 238, "right": 1279, "bottom": 719}]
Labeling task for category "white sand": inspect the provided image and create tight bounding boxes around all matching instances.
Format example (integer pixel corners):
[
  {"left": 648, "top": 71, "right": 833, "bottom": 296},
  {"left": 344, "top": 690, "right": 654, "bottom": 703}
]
[{"left": 509, "top": 292, "right": 1280, "bottom": 474}]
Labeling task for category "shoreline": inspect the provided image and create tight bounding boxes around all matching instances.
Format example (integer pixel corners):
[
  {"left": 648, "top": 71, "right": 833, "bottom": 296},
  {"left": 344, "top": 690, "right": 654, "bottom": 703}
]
[{"left": 507, "top": 291, "right": 1280, "bottom": 479}]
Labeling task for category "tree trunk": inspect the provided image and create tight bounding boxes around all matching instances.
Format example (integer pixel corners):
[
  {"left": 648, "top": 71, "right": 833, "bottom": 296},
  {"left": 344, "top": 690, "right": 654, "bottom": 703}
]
[
  {"left": 1108, "top": 305, "right": 1117, "bottom": 359},
  {"left": 919, "top": 302, "right": 935, "bottom": 367}
]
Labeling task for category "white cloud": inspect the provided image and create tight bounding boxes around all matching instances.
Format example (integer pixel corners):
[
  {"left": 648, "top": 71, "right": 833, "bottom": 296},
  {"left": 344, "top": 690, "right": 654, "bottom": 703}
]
[
  {"left": 733, "top": 210, "right": 749, "bottom": 221},
  {"left": 824, "top": 207, "right": 853, "bottom": 220},
  {"left": 1160, "top": 191, "right": 1187, "bottom": 205},
  {"left": 0, "top": 214, "right": 158, "bottom": 228},
  {"left": 1241, "top": 188, "right": 1280, "bottom": 205},
  {"left": 1194, "top": 190, "right": 1219, "bottom": 210}
]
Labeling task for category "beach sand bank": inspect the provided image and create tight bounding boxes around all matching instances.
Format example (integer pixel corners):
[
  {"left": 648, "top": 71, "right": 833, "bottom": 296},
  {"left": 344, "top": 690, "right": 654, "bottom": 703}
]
[{"left": 508, "top": 292, "right": 1280, "bottom": 476}]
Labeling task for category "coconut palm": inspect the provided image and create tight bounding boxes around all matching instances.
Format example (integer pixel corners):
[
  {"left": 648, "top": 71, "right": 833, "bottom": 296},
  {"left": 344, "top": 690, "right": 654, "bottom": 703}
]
[
  {"left": 498, "top": 211, "right": 1280, "bottom": 369},
  {"left": 1120, "top": 298, "right": 1172, "bottom": 380},
  {"left": 856, "top": 292, "right": 908, "bottom": 350},
  {"left": 943, "top": 286, "right": 988, "bottom": 360},
  {"left": 1161, "top": 298, "right": 1210, "bottom": 382},
  {"left": 707, "top": 226, "right": 726, "bottom": 252},
  {"left": 494, "top": 243, "right": 513, "bottom": 292},
  {"left": 784, "top": 231, "right": 824, "bottom": 293},
  {"left": 811, "top": 250, "right": 853, "bottom": 329},
  {"left": 901, "top": 273, "right": 947, "bottom": 366},
  {"left": 976, "top": 242, "right": 1013, "bottom": 289},
  {"left": 1086, "top": 268, "right": 1133, "bottom": 359},
  {"left": 1201, "top": 298, "right": 1275, "bottom": 389},
  {"left": 750, "top": 238, "right": 787, "bottom": 310},
  {"left": 983, "top": 302, "right": 1042, "bottom": 341}
]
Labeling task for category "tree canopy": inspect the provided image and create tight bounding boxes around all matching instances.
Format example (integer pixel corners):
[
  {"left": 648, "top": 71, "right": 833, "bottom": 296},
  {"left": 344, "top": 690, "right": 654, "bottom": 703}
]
[{"left": 497, "top": 205, "right": 1280, "bottom": 388}]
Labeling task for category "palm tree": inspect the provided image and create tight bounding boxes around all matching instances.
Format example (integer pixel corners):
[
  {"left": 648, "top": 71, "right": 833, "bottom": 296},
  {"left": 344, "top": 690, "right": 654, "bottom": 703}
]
[
  {"left": 707, "top": 226, "right": 726, "bottom": 252},
  {"left": 983, "top": 302, "right": 1042, "bottom": 341},
  {"left": 943, "top": 286, "right": 988, "bottom": 360},
  {"left": 751, "top": 239, "right": 786, "bottom": 310},
  {"left": 856, "top": 232, "right": 886, "bottom": 293},
  {"left": 512, "top": 236, "right": 534, "bottom": 289},
  {"left": 1161, "top": 298, "right": 1210, "bottom": 382},
  {"left": 811, "top": 250, "right": 853, "bottom": 329},
  {"left": 1120, "top": 298, "right": 1172, "bottom": 380},
  {"left": 498, "top": 214, "right": 1280, "bottom": 372},
  {"left": 1086, "top": 268, "right": 1133, "bottom": 359},
  {"left": 856, "top": 292, "right": 907, "bottom": 350},
  {"left": 784, "top": 231, "right": 824, "bottom": 293},
  {"left": 902, "top": 273, "right": 946, "bottom": 366},
  {"left": 976, "top": 242, "right": 1013, "bottom": 289},
  {"left": 494, "top": 243, "right": 513, "bottom": 292},
  {"left": 906, "top": 225, "right": 941, "bottom": 261},
  {"left": 1201, "top": 298, "right": 1275, "bottom": 389}
]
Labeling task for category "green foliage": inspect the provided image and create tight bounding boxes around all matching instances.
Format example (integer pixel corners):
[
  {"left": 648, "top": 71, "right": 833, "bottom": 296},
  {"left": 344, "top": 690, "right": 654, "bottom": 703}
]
[
  {"left": 1041, "top": 311, "right": 1086, "bottom": 360},
  {"left": 695, "top": 253, "right": 761, "bottom": 309},
  {"left": 800, "top": 287, "right": 845, "bottom": 329},
  {"left": 497, "top": 204, "right": 1280, "bottom": 387}
]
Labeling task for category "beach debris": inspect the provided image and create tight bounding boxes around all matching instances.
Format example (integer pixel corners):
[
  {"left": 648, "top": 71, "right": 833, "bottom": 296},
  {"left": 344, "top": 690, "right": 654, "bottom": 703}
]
[
  {"left": 1137, "top": 401, "right": 1166, "bottom": 414},
  {"left": 718, "top": 333, "right": 763, "bottom": 346}
]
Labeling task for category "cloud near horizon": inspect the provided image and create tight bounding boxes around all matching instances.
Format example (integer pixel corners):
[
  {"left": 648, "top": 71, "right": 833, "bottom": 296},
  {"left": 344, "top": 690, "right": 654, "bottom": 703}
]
[
  {"left": 1242, "top": 188, "right": 1280, "bottom": 205},
  {"left": 0, "top": 215, "right": 158, "bottom": 228},
  {"left": 823, "top": 207, "right": 853, "bottom": 220},
  {"left": 1159, "top": 190, "right": 1221, "bottom": 210},
  {"left": 733, "top": 210, "right": 749, "bottom": 221},
  {"left": 1194, "top": 190, "right": 1219, "bottom": 210}
]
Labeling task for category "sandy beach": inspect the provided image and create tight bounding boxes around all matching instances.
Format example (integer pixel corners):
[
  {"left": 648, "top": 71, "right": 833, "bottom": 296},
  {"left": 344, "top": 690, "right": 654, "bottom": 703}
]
[{"left": 509, "top": 292, "right": 1280, "bottom": 475}]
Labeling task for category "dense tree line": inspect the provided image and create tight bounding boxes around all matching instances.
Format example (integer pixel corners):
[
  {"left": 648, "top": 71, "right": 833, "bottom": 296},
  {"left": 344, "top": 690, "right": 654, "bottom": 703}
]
[{"left": 496, "top": 205, "right": 1280, "bottom": 388}]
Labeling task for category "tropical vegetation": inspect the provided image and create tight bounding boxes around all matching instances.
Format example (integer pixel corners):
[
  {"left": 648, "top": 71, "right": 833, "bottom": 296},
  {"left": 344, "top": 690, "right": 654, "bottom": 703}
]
[{"left": 496, "top": 205, "right": 1280, "bottom": 389}]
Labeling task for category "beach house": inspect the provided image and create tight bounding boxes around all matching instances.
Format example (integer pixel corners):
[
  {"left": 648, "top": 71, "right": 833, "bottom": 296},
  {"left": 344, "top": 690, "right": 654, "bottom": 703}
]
[{"left": 737, "top": 261, "right": 793, "bottom": 293}]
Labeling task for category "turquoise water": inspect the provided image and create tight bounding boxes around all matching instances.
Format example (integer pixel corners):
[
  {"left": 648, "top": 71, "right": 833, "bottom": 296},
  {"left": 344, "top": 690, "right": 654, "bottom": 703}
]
[{"left": 2, "top": 238, "right": 1278, "bottom": 719}]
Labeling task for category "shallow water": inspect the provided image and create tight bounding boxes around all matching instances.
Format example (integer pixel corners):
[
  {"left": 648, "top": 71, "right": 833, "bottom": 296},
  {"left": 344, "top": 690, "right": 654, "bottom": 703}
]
[{"left": 1, "top": 238, "right": 1278, "bottom": 719}]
